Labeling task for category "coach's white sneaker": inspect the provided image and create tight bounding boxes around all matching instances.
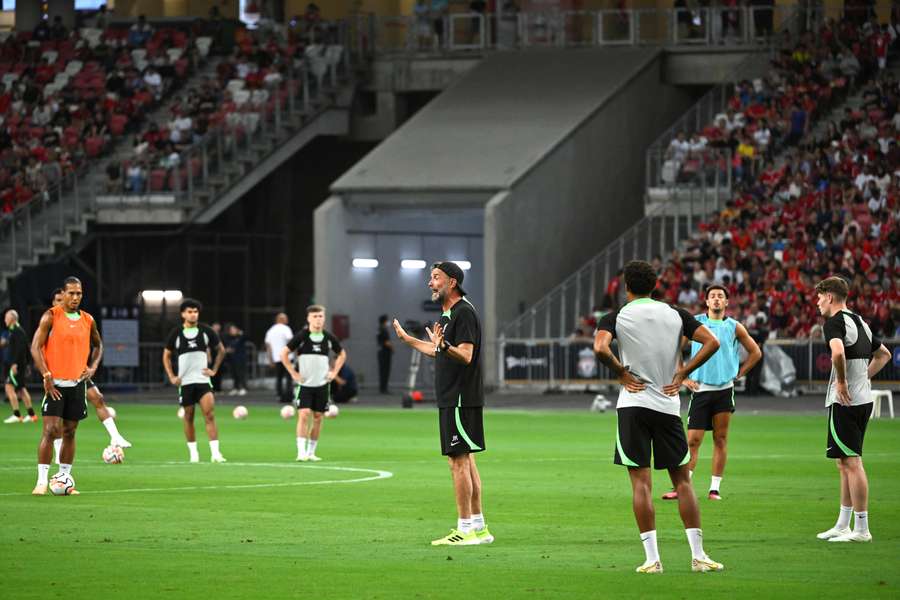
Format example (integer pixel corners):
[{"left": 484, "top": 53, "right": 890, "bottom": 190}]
[
  {"left": 635, "top": 560, "right": 663, "bottom": 574},
  {"left": 828, "top": 531, "right": 872, "bottom": 543},
  {"left": 691, "top": 555, "right": 724, "bottom": 572},
  {"left": 189, "top": 454, "right": 200, "bottom": 463},
  {"left": 3, "top": 414, "right": 23, "bottom": 423},
  {"left": 817, "top": 526, "right": 851, "bottom": 540},
  {"left": 296, "top": 452, "right": 308, "bottom": 462},
  {"left": 307, "top": 454, "right": 322, "bottom": 462},
  {"left": 111, "top": 436, "right": 132, "bottom": 449},
  {"left": 211, "top": 454, "right": 227, "bottom": 463}
]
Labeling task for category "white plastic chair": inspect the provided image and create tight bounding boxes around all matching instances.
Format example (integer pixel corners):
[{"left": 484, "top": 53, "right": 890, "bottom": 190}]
[
  {"left": 195, "top": 37, "right": 212, "bottom": 57},
  {"left": 871, "top": 390, "right": 894, "bottom": 419},
  {"left": 232, "top": 89, "right": 251, "bottom": 107},
  {"left": 227, "top": 79, "right": 246, "bottom": 94},
  {"left": 41, "top": 50, "right": 58, "bottom": 65},
  {"left": 65, "top": 60, "right": 83, "bottom": 76},
  {"left": 166, "top": 48, "right": 183, "bottom": 63}
]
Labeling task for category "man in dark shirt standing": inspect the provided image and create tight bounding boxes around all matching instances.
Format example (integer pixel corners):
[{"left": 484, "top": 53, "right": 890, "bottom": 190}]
[
  {"left": 376, "top": 314, "right": 393, "bottom": 394},
  {"left": 393, "top": 261, "right": 493, "bottom": 546},
  {"left": 3, "top": 310, "right": 36, "bottom": 423}
]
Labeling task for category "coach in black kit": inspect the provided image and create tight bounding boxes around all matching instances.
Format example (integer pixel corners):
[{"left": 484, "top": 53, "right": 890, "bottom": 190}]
[{"left": 393, "top": 261, "right": 493, "bottom": 546}]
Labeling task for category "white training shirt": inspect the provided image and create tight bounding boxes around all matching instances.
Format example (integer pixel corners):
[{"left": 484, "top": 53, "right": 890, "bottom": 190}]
[{"left": 264, "top": 322, "right": 293, "bottom": 362}]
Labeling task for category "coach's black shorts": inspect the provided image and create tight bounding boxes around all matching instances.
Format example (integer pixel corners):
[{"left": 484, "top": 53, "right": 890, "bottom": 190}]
[
  {"left": 827, "top": 403, "right": 873, "bottom": 458},
  {"left": 294, "top": 384, "right": 330, "bottom": 412},
  {"left": 439, "top": 406, "right": 485, "bottom": 456},
  {"left": 687, "top": 388, "right": 735, "bottom": 431},
  {"left": 179, "top": 383, "right": 214, "bottom": 407},
  {"left": 4, "top": 366, "right": 25, "bottom": 391},
  {"left": 615, "top": 407, "right": 689, "bottom": 470},
  {"left": 41, "top": 381, "right": 88, "bottom": 421}
]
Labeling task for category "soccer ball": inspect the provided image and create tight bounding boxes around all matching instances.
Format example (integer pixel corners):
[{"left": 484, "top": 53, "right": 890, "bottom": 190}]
[
  {"left": 102, "top": 445, "right": 124, "bottom": 464},
  {"left": 233, "top": 405, "right": 249, "bottom": 420},
  {"left": 177, "top": 407, "right": 185, "bottom": 419},
  {"left": 106, "top": 406, "right": 117, "bottom": 419},
  {"left": 49, "top": 472, "right": 75, "bottom": 496},
  {"left": 280, "top": 405, "right": 296, "bottom": 419},
  {"left": 325, "top": 404, "right": 339, "bottom": 419}
]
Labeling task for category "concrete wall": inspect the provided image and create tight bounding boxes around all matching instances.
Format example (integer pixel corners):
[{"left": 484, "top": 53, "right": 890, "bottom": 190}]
[
  {"left": 315, "top": 198, "right": 483, "bottom": 391},
  {"left": 483, "top": 53, "right": 697, "bottom": 383}
]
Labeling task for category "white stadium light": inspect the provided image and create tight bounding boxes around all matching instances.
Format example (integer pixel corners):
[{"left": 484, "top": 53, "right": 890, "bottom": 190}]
[
  {"left": 453, "top": 261, "right": 472, "bottom": 271},
  {"left": 401, "top": 259, "right": 427, "bottom": 270},
  {"left": 352, "top": 258, "right": 379, "bottom": 269},
  {"left": 141, "top": 290, "right": 165, "bottom": 302},
  {"left": 163, "top": 290, "right": 183, "bottom": 302}
]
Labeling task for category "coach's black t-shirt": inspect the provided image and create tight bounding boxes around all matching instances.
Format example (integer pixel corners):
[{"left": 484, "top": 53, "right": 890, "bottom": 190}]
[{"left": 435, "top": 298, "right": 484, "bottom": 408}]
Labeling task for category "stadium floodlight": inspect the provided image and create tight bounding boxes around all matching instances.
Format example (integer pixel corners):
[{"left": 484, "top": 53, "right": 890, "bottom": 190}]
[
  {"left": 401, "top": 259, "right": 427, "bottom": 270},
  {"left": 453, "top": 260, "right": 472, "bottom": 270},
  {"left": 352, "top": 258, "right": 379, "bottom": 269},
  {"left": 141, "top": 290, "right": 165, "bottom": 302},
  {"left": 163, "top": 290, "right": 183, "bottom": 302}
]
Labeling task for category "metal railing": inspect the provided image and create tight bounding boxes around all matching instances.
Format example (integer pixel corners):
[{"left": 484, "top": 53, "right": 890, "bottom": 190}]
[
  {"left": 354, "top": 5, "right": 820, "bottom": 57},
  {"left": 498, "top": 337, "right": 900, "bottom": 393},
  {"left": 500, "top": 185, "right": 723, "bottom": 339}
]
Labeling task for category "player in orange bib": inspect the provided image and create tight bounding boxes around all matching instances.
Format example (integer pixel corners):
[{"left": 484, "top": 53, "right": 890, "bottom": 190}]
[{"left": 30, "top": 277, "right": 104, "bottom": 495}]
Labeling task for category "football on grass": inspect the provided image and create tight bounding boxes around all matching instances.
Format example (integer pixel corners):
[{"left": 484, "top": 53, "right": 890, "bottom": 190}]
[
  {"left": 102, "top": 445, "right": 125, "bottom": 464},
  {"left": 49, "top": 473, "right": 75, "bottom": 496},
  {"left": 280, "top": 405, "right": 296, "bottom": 419},
  {"left": 233, "top": 405, "right": 249, "bottom": 420}
]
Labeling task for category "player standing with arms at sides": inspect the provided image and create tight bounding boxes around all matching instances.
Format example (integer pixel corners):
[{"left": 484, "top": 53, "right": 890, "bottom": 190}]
[
  {"left": 393, "top": 262, "right": 493, "bottom": 546},
  {"left": 281, "top": 305, "right": 346, "bottom": 462},
  {"left": 162, "top": 299, "right": 227, "bottom": 463},
  {"left": 814, "top": 277, "right": 891, "bottom": 543},
  {"left": 594, "top": 261, "right": 723, "bottom": 573},
  {"left": 662, "top": 284, "right": 761, "bottom": 501},
  {"left": 30, "top": 277, "right": 103, "bottom": 495},
  {"left": 41, "top": 288, "right": 131, "bottom": 461},
  {"left": 3, "top": 309, "right": 37, "bottom": 423}
]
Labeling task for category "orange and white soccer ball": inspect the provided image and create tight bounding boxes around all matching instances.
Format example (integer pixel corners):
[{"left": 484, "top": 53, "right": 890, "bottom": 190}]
[
  {"left": 102, "top": 445, "right": 125, "bottom": 464},
  {"left": 49, "top": 472, "right": 75, "bottom": 496},
  {"left": 233, "top": 405, "right": 249, "bottom": 420},
  {"left": 280, "top": 405, "right": 296, "bottom": 419}
]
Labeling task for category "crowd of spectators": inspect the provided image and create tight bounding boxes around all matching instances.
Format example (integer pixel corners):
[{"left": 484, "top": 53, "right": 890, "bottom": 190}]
[
  {"left": 579, "top": 17, "right": 900, "bottom": 342},
  {"left": 663, "top": 16, "right": 891, "bottom": 186},
  {"left": 0, "top": 14, "right": 201, "bottom": 217}
]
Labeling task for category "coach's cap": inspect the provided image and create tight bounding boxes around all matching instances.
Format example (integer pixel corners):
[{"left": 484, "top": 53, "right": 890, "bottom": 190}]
[{"left": 433, "top": 261, "right": 466, "bottom": 296}]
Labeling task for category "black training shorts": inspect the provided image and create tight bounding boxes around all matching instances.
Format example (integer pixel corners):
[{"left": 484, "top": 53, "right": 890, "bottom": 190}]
[
  {"left": 615, "top": 406, "right": 689, "bottom": 470},
  {"left": 41, "top": 381, "right": 88, "bottom": 421},
  {"left": 687, "top": 388, "right": 735, "bottom": 431},
  {"left": 827, "top": 403, "right": 873, "bottom": 459},
  {"left": 439, "top": 406, "right": 485, "bottom": 456},
  {"left": 295, "top": 384, "right": 330, "bottom": 412},
  {"left": 179, "top": 383, "right": 214, "bottom": 407},
  {"left": 4, "top": 365, "right": 25, "bottom": 391}
]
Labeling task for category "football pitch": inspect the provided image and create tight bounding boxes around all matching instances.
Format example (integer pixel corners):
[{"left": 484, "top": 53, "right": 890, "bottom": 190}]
[{"left": 1, "top": 403, "right": 898, "bottom": 599}]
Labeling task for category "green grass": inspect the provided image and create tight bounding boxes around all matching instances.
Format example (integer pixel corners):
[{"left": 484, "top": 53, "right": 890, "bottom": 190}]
[{"left": 1, "top": 404, "right": 899, "bottom": 599}]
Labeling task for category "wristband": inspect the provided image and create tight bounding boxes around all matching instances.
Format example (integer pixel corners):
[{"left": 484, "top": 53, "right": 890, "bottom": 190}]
[{"left": 42, "top": 372, "right": 52, "bottom": 380}]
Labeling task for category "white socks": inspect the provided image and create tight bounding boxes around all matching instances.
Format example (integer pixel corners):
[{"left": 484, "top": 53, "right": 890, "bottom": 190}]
[
  {"left": 640, "top": 530, "right": 660, "bottom": 563},
  {"left": 472, "top": 513, "right": 485, "bottom": 531},
  {"left": 308, "top": 439, "right": 318, "bottom": 455},
  {"left": 710, "top": 476, "right": 722, "bottom": 492},
  {"left": 37, "top": 464, "right": 50, "bottom": 485},
  {"left": 296, "top": 437, "right": 306, "bottom": 455},
  {"left": 854, "top": 511, "right": 869, "bottom": 535},
  {"left": 209, "top": 440, "right": 221, "bottom": 457},
  {"left": 102, "top": 416, "right": 121, "bottom": 438},
  {"left": 187, "top": 441, "right": 199, "bottom": 461},
  {"left": 685, "top": 528, "right": 706, "bottom": 560},
  {"left": 836, "top": 505, "right": 853, "bottom": 530},
  {"left": 458, "top": 518, "right": 473, "bottom": 534},
  {"left": 59, "top": 463, "right": 72, "bottom": 476}
]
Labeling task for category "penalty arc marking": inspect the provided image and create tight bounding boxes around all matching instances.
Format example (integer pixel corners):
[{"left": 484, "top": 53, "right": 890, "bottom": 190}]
[{"left": 0, "top": 464, "right": 393, "bottom": 496}]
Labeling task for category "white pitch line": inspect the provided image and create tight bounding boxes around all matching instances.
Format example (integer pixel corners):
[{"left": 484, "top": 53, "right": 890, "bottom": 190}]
[{"left": 0, "top": 465, "right": 393, "bottom": 496}]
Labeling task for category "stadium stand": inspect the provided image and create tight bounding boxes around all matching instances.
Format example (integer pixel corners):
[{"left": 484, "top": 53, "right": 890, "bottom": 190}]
[{"left": 587, "top": 17, "right": 899, "bottom": 341}]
